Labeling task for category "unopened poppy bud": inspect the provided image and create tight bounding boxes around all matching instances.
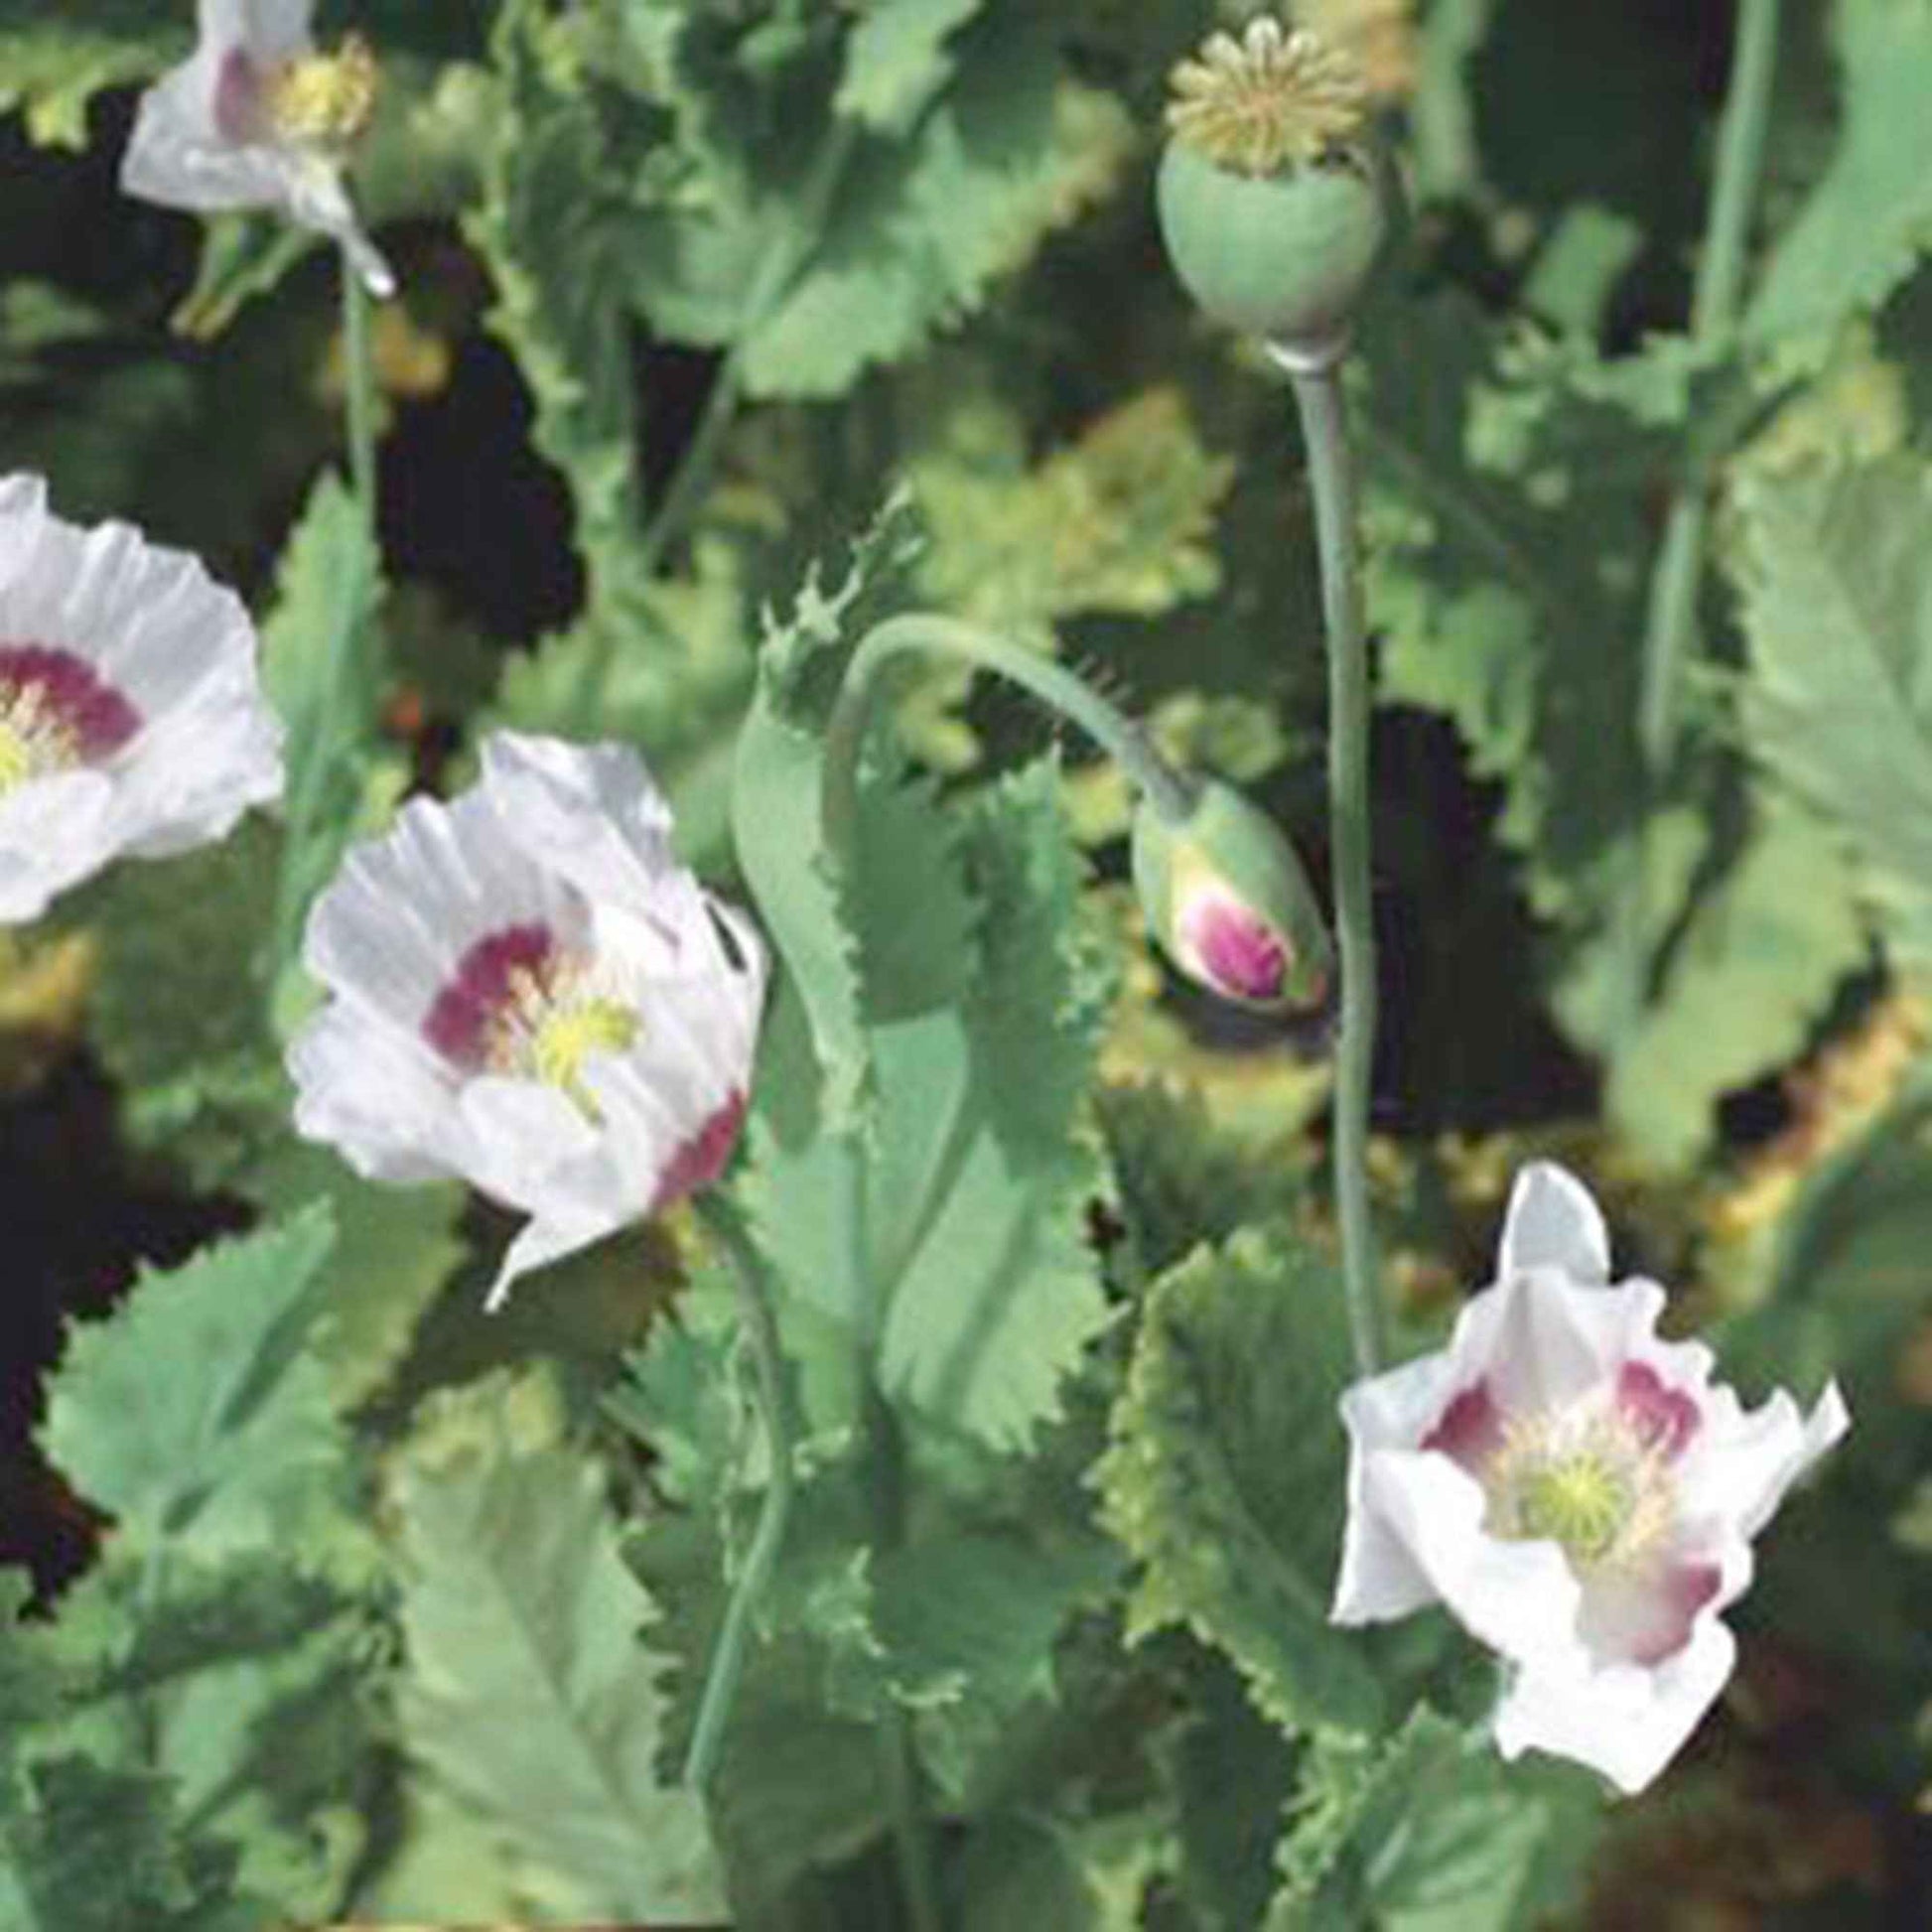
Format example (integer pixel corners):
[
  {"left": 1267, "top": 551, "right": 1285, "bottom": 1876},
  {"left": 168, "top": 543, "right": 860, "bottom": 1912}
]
[
  {"left": 1132, "top": 779, "right": 1331, "bottom": 1012},
  {"left": 1157, "top": 17, "right": 1385, "bottom": 358}
]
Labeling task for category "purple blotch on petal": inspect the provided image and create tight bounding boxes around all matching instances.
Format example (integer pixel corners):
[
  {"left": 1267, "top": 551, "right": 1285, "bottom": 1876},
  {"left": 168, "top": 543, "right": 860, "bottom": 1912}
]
[
  {"left": 0, "top": 644, "right": 141, "bottom": 756},
  {"left": 423, "top": 922, "right": 553, "bottom": 1065},
  {"left": 1617, "top": 1361, "right": 1702, "bottom": 1459},
  {"left": 1423, "top": 1381, "right": 1504, "bottom": 1472},
  {"left": 650, "top": 1089, "right": 747, "bottom": 1212}
]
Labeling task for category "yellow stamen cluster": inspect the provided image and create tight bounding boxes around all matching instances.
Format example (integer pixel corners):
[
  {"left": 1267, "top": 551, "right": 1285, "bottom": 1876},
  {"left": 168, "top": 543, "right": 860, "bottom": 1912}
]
[
  {"left": 265, "top": 34, "right": 379, "bottom": 150},
  {"left": 1166, "top": 17, "right": 1369, "bottom": 178},
  {"left": 0, "top": 683, "right": 77, "bottom": 797},
  {"left": 1484, "top": 1405, "right": 1674, "bottom": 1574},
  {"left": 487, "top": 957, "right": 641, "bottom": 1122}
]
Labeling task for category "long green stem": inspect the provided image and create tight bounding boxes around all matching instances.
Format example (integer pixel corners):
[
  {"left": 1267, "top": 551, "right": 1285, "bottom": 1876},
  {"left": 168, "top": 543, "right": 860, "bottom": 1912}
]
[
  {"left": 681, "top": 1191, "right": 798, "bottom": 1792},
  {"left": 822, "top": 614, "right": 1193, "bottom": 859},
  {"left": 1637, "top": 0, "right": 1781, "bottom": 771},
  {"left": 837, "top": 1137, "right": 945, "bottom": 1932},
  {"left": 1279, "top": 348, "right": 1384, "bottom": 1379},
  {"left": 568, "top": 120, "right": 862, "bottom": 731},
  {"left": 341, "top": 265, "right": 379, "bottom": 530},
  {"left": 1619, "top": 0, "right": 1782, "bottom": 1051}
]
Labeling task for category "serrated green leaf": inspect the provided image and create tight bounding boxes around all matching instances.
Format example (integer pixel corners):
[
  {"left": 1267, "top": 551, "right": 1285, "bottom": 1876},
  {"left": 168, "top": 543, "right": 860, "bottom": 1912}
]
[
  {"left": 1562, "top": 794, "right": 1868, "bottom": 1168},
  {"left": 1749, "top": 0, "right": 1932, "bottom": 362},
  {"left": 1729, "top": 451, "right": 1932, "bottom": 965},
  {"left": 1266, "top": 1710, "right": 1601, "bottom": 1932},
  {"left": 731, "top": 494, "right": 925, "bottom": 1127},
  {"left": 0, "top": 4, "right": 183, "bottom": 149},
  {"left": 1360, "top": 294, "right": 1657, "bottom": 924},
  {"left": 836, "top": 0, "right": 987, "bottom": 136},
  {"left": 62, "top": 816, "right": 284, "bottom": 1180},
  {"left": 0, "top": 1754, "right": 261, "bottom": 1932},
  {"left": 237, "top": 1144, "right": 466, "bottom": 1410},
  {"left": 40, "top": 1207, "right": 345, "bottom": 1565},
  {"left": 1095, "top": 1226, "right": 1382, "bottom": 1735},
  {"left": 747, "top": 760, "right": 1115, "bottom": 1449},
  {"left": 391, "top": 1377, "right": 725, "bottom": 1923},
  {"left": 264, "top": 469, "right": 386, "bottom": 978}
]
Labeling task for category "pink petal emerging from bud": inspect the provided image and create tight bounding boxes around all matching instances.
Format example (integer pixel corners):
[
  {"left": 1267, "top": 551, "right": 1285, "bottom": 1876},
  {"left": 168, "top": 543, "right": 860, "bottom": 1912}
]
[{"left": 1181, "top": 892, "right": 1292, "bottom": 1004}]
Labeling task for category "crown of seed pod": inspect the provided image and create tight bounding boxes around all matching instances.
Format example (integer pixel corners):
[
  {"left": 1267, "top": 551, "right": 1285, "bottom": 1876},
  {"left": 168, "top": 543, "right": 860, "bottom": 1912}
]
[
  {"left": 1157, "top": 16, "right": 1386, "bottom": 358},
  {"left": 1131, "top": 778, "right": 1333, "bottom": 1014}
]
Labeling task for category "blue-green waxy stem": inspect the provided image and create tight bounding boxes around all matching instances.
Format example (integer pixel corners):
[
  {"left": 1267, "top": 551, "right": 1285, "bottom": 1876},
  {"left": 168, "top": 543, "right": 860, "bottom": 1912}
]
[
  {"left": 1275, "top": 344, "right": 1385, "bottom": 1378},
  {"left": 1620, "top": 0, "right": 1782, "bottom": 1051},
  {"left": 681, "top": 1190, "right": 797, "bottom": 1793},
  {"left": 817, "top": 613, "right": 1208, "bottom": 1932}
]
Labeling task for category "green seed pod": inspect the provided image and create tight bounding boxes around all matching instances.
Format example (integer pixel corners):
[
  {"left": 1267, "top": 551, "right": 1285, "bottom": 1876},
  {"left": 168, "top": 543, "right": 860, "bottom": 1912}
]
[
  {"left": 1158, "top": 18, "right": 1385, "bottom": 355},
  {"left": 1132, "top": 778, "right": 1332, "bottom": 1013}
]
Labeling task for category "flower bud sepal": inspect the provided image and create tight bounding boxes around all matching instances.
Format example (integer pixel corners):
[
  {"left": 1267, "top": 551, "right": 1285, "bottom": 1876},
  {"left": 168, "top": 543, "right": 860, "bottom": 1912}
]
[{"left": 1132, "top": 778, "right": 1332, "bottom": 1013}]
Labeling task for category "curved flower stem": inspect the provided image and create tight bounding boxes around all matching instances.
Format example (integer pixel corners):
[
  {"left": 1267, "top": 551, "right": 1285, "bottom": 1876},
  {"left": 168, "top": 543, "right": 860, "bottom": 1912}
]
[
  {"left": 813, "top": 611, "right": 1202, "bottom": 1932},
  {"left": 681, "top": 1189, "right": 797, "bottom": 1792},
  {"left": 1275, "top": 345, "right": 1384, "bottom": 1379},
  {"left": 822, "top": 613, "right": 1194, "bottom": 861}
]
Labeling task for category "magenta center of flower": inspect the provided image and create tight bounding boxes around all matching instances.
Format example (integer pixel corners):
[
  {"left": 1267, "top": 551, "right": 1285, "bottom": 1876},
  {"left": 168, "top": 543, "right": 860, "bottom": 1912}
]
[
  {"left": 0, "top": 645, "right": 140, "bottom": 794},
  {"left": 1185, "top": 896, "right": 1290, "bottom": 1004}
]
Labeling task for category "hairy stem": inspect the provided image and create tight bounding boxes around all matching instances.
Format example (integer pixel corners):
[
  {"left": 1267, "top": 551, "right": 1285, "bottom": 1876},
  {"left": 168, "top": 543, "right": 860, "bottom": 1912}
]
[
  {"left": 1279, "top": 348, "right": 1384, "bottom": 1378},
  {"left": 822, "top": 614, "right": 1193, "bottom": 862},
  {"left": 681, "top": 1191, "right": 798, "bottom": 1791}
]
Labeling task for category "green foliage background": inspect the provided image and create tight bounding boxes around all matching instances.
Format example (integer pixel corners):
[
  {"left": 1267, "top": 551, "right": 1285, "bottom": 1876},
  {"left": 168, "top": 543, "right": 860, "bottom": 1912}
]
[{"left": 3, "top": 0, "right": 1931, "bottom": 1926}]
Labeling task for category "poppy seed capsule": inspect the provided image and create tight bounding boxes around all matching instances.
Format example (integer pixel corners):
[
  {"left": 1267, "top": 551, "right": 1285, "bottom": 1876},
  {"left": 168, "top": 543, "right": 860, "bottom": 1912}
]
[
  {"left": 1158, "top": 19, "right": 1385, "bottom": 353},
  {"left": 1132, "top": 779, "right": 1332, "bottom": 1013}
]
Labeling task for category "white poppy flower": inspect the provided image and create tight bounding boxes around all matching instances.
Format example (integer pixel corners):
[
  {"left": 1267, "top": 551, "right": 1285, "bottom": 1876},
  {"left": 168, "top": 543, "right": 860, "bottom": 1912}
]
[
  {"left": 289, "top": 731, "right": 767, "bottom": 1310},
  {"left": 121, "top": 0, "right": 395, "bottom": 298},
  {"left": 0, "top": 475, "right": 284, "bottom": 924},
  {"left": 1331, "top": 1160, "right": 1848, "bottom": 1795}
]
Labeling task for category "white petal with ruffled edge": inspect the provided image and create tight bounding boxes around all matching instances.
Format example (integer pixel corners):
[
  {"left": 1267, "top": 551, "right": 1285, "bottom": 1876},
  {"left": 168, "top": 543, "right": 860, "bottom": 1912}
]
[
  {"left": 289, "top": 731, "right": 767, "bottom": 1309},
  {"left": 1330, "top": 1160, "right": 1849, "bottom": 1796},
  {"left": 0, "top": 475, "right": 283, "bottom": 924}
]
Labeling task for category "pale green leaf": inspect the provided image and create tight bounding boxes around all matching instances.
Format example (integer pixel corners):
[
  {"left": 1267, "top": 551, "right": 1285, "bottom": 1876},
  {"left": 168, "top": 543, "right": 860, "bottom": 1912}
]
[
  {"left": 1267, "top": 1711, "right": 1602, "bottom": 1932},
  {"left": 1095, "top": 1226, "right": 1383, "bottom": 1736},
  {"left": 1749, "top": 0, "right": 1932, "bottom": 361},
  {"left": 238, "top": 1144, "right": 467, "bottom": 1410},
  {"left": 40, "top": 1207, "right": 345, "bottom": 1565},
  {"left": 263, "top": 471, "right": 386, "bottom": 977},
  {"left": 1563, "top": 795, "right": 1869, "bottom": 1168},
  {"left": 0, "top": 6, "right": 182, "bottom": 149},
  {"left": 836, "top": 0, "right": 987, "bottom": 136},
  {"left": 1729, "top": 451, "right": 1932, "bottom": 964},
  {"left": 391, "top": 1377, "right": 725, "bottom": 1923}
]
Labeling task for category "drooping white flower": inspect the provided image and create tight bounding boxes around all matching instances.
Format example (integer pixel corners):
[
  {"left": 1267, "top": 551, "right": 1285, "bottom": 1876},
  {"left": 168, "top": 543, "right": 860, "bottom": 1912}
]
[
  {"left": 1332, "top": 1161, "right": 1848, "bottom": 1795},
  {"left": 289, "top": 731, "right": 767, "bottom": 1309},
  {"left": 121, "top": 0, "right": 395, "bottom": 298},
  {"left": 0, "top": 475, "right": 285, "bottom": 924}
]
